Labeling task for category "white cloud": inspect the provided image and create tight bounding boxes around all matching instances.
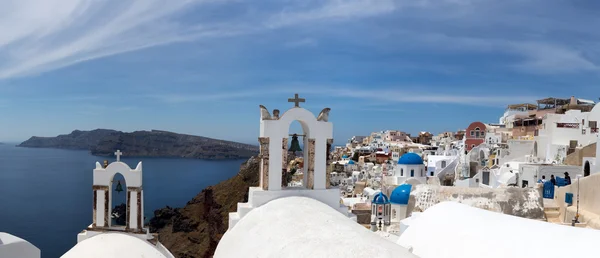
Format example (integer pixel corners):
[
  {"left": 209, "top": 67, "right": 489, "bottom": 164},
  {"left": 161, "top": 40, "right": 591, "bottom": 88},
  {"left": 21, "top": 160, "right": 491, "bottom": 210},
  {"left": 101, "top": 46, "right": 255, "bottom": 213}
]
[{"left": 0, "top": 0, "right": 233, "bottom": 79}]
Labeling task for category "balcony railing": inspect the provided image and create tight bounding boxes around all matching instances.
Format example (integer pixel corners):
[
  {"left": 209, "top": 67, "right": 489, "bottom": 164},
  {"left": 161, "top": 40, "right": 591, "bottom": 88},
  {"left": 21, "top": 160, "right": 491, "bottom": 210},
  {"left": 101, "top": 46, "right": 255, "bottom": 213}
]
[{"left": 592, "top": 128, "right": 599, "bottom": 133}]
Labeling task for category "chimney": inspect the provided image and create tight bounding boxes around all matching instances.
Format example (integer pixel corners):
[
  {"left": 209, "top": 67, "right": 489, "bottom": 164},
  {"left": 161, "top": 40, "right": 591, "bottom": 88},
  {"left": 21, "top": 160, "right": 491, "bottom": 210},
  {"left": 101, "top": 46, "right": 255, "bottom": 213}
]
[{"left": 570, "top": 96, "right": 577, "bottom": 106}]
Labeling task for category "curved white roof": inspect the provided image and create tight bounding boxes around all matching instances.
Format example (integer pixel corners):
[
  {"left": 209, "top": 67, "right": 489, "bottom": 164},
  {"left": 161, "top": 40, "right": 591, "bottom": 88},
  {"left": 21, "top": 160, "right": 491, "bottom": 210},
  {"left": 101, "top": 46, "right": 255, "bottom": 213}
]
[
  {"left": 215, "top": 196, "right": 418, "bottom": 258},
  {"left": 61, "top": 233, "right": 168, "bottom": 258},
  {"left": 398, "top": 201, "right": 600, "bottom": 258}
]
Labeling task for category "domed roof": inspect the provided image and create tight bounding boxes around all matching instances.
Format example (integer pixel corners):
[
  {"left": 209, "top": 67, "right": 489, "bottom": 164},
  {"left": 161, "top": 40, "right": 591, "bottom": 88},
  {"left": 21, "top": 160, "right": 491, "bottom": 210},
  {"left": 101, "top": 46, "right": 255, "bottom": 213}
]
[
  {"left": 215, "top": 197, "right": 418, "bottom": 258},
  {"left": 348, "top": 160, "right": 355, "bottom": 165},
  {"left": 390, "top": 184, "right": 412, "bottom": 205},
  {"left": 372, "top": 192, "right": 389, "bottom": 204},
  {"left": 398, "top": 153, "right": 423, "bottom": 165},
  {"left": 62, "top": 233, "right": 170, "bottom": 258},
  {"left": 342, "top": 155, "right": 348, "bottom": 159}
]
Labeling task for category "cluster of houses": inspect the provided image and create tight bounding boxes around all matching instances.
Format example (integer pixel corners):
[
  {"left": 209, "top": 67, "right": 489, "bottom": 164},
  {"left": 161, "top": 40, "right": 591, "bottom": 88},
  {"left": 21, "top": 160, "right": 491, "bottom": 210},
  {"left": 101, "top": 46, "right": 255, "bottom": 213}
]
[{"left": 330, "top": 95, "right": 600, "bottom": 232}]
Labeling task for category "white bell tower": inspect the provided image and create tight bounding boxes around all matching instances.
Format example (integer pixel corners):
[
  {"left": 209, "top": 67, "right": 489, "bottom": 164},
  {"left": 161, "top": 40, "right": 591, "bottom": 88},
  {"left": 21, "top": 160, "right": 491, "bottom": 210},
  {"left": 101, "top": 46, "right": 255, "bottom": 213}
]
[
  {"left": 77, "top": 150, "right": 150, "bottom": 243},
  {"left": 227, "top": 94, "right": 355, "bottom": 230}
]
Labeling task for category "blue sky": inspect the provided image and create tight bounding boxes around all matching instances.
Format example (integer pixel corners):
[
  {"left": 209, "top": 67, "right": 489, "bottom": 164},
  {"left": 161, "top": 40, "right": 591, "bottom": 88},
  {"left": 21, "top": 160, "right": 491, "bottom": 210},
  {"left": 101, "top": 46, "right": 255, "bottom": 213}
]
[{"left": 0, "top": 0, "right": 599, "bottom": 144}]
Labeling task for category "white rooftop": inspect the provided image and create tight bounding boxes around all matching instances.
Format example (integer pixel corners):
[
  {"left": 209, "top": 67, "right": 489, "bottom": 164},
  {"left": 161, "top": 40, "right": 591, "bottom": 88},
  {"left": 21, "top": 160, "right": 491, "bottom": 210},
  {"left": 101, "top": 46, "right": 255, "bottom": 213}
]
[
  {"left": 61, "top": 233, "right": 169, "bottom": 258},
  {"left": 215, "top": 196, "right": 418, "bottom": 258},
  {"left": 397, "top": 201, "right": 600, "bottom": 258}
]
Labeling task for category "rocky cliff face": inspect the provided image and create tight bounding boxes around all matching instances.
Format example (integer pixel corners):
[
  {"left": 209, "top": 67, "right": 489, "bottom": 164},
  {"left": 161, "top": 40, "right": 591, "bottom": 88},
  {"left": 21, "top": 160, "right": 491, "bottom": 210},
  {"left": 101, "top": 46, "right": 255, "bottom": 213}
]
[
  {"left": 149, "top": 157, "right": 260, "bottom": 258},
  {"left": 18, "top": 129, "right": 258, "bottom": 160}
]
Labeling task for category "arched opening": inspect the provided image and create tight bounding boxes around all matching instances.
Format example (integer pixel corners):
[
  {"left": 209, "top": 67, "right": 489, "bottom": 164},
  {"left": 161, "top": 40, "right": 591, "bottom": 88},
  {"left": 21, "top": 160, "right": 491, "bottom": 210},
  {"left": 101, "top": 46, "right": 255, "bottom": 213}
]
[
  {"left": 400, "top": 168, "right": 404, "bottom": 176},
  {"left": 410, "top": 169, "right": 414, "bottom": 177},
  {"left": 284, "top": 120, "right": 309, "bottom": 188},
  {"left": 109, "top": 172, "right": 127, "bottom": 228},
  {"left": 533, "top": 141, "right": 538, "bottom": 157},
  {"left": 584, "top": 161, "right": 591, "bottom": 177}
]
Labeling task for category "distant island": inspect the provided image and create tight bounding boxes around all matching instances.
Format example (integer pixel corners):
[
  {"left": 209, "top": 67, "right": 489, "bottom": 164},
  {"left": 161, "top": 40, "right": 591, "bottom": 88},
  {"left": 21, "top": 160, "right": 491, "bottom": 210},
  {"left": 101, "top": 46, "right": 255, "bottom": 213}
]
[{"left": 18, "top": 129, "right": 258, "bottom": 160}]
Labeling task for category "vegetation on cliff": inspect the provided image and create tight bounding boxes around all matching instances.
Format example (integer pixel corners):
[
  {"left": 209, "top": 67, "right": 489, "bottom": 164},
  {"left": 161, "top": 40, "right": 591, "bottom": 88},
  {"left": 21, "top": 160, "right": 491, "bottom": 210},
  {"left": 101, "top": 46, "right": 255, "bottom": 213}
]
[
  {"left": 149, "top": 157, "right": 259, "bottom": 258},
  {"left": 18, "top": 129, "right": 258, "bottom": 160}
]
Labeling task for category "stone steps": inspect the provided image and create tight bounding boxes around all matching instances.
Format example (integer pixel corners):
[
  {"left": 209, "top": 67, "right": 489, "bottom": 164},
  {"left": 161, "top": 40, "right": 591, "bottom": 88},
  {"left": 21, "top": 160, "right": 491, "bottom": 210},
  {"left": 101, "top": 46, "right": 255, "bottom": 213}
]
[{"left": 545, "top": 210, "right": 560, "bottom": 219}]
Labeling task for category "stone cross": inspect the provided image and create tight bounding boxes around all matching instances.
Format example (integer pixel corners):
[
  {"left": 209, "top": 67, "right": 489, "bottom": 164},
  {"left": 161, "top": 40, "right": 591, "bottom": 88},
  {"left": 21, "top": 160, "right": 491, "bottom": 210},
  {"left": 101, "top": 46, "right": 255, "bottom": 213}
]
[
  {"left": 114, "top": 150, "right": 123, "bottom": 162},
  {"left": 288, "top": 93, "right": 305, "bottom": 108}
]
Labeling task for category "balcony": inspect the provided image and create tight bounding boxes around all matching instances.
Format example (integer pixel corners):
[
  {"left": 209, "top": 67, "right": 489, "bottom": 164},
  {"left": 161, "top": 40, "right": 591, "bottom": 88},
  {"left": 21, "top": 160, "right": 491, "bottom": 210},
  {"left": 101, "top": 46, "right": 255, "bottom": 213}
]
[{"left": 592, "top": 128, "right": 599, "bottom": 133}]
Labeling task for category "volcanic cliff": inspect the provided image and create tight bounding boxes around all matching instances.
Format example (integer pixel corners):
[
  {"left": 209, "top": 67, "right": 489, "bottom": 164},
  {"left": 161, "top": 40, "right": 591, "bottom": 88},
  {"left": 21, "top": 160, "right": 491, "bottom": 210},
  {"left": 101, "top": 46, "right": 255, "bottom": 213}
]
[{"left": 148, "top": 157, "right": 260, "bottom": 258}]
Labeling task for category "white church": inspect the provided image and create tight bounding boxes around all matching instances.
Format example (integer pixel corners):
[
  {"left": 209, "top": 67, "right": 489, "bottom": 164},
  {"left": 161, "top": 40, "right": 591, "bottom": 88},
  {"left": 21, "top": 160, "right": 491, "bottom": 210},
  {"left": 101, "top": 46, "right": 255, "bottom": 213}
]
[{"left": 4, "top": 95, "right": 600, "bottom": 258}]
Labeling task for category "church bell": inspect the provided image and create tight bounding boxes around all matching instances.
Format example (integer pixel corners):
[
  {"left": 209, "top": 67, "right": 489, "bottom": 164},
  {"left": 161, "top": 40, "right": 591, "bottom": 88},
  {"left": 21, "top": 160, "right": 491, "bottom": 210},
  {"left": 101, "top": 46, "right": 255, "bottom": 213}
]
[
  {"left": 115, "top": 180, "right": 123, "bottom": 193},
  {"left": 289, "top": 134, "right": 302, "bottom": 152}
]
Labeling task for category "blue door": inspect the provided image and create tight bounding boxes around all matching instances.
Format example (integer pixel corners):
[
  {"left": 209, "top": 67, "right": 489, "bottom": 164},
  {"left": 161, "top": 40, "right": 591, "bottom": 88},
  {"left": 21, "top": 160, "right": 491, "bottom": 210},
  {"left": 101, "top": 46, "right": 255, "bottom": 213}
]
[{"left": 543, "top": 181, "right": 554, "bottom": 199}]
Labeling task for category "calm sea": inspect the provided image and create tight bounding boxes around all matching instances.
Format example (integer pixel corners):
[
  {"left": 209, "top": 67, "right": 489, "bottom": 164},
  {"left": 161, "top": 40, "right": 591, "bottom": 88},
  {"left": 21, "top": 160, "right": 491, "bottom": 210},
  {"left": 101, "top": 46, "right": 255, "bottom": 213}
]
[{"left": 0, "top": 144, "right": 246, "bottom": 258}]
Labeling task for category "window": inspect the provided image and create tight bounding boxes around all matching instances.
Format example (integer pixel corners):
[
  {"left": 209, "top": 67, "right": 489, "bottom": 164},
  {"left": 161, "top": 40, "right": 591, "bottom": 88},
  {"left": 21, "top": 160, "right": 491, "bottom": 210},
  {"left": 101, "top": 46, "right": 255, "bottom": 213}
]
[
  {"left": 470, "top": 131, "right": 475, "bottom": 137},
  {"left": 471, "top": 144, "right": 475, "bottom": 148},
  {"left": 400, "top": 168, "right": 404, "bottom": 177},
  {"left": 392, "top": 209, "right": 397, "bottom": 219},
  {"left": 582, "top": 119, "right": 585, "bottom": 125},
  {"left": 410, "top": 169, "right": 414, "bottom": 177},
  {"left": 441, "top": 161, "right": 447, "bottom": 168}
]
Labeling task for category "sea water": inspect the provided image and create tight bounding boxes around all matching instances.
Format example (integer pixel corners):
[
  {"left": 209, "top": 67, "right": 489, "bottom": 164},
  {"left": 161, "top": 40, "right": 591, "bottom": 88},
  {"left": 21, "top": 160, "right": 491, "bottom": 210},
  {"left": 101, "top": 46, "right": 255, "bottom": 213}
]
[{"left": 0, "top": 144, "right": 245, "bottom": 258}]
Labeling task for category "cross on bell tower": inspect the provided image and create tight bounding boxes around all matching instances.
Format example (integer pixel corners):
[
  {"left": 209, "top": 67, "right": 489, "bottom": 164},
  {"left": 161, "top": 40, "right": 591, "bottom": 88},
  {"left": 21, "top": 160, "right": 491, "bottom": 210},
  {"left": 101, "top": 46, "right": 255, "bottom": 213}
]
[
  {"left": 288, "top": 93, "right": 305, "bottom": 108},
  {"left": 114, "top": 150, "right": 122, "bottom": 162}
]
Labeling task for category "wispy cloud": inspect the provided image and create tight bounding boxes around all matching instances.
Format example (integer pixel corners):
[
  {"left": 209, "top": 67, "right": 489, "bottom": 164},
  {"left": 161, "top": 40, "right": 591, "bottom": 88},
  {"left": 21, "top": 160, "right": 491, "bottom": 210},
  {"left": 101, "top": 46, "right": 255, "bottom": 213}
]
[
  {"left": 0, "top": 0, "right": 598, "bottom": 80},
  {"left": 0, "top": 0, "right": 238, "bottom": 79},
  {"left": 292, "top": 86, "right": 540, "bottom": 107}
]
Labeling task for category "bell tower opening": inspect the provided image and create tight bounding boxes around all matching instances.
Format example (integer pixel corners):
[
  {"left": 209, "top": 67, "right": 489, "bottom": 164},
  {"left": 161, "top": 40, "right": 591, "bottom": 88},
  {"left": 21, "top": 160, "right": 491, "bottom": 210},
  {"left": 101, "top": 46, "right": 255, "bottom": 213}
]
[
  {"left": 109, "top": 172, "right": 127, "bottom": 228},
  {"left": 284, "top": 120, "right": 308, "bottom": 188}
]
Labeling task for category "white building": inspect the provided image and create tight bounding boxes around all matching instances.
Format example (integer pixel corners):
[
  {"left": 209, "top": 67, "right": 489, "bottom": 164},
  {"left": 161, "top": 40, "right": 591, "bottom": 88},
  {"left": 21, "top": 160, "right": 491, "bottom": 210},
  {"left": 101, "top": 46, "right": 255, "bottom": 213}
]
[
  {"left": 535, "top": 105, "right": 600, "bottom": 164},
  {"left": 385, "top": 153, "right": 427, "bottom": 186},
  {"left": 518, "top": 164, "right": 582, "bottom": 188}
]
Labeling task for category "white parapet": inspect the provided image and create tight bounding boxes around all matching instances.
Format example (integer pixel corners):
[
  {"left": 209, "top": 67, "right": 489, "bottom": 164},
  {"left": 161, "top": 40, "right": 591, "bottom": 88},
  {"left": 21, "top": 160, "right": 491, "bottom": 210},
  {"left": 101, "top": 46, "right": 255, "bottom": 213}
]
[
  {"left": 228, "top": 187, "right": 355, "bottom": 230},
  {"left": 0, "top": 232, "right": 41, "bottom": 258}
]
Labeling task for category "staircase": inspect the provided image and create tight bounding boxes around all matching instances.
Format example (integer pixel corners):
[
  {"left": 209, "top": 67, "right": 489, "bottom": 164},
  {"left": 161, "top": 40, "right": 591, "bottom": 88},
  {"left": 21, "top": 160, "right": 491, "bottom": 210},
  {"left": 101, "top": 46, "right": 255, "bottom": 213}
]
[{"left": 543, "top": 199, "right": 561, "bottom": 223}]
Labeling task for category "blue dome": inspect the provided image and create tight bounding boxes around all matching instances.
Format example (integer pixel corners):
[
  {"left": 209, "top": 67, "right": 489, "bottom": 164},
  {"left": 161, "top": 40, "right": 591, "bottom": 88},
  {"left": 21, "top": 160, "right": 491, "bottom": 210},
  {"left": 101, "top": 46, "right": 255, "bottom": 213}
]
[
  {"left": 372, "top": 192, "right": 389, "bottom": 204},
  {"left": 390, "top": 184, "right": 412, "bottom": 205},
  {"left": 348, "top": 160, "right": 355, "bottom": 165},
  {"left": 398, "top": 153, "right": 423, "bottom": 165},
  {"left": 342, "top": 155, "right": 348, "bottom": 159}
]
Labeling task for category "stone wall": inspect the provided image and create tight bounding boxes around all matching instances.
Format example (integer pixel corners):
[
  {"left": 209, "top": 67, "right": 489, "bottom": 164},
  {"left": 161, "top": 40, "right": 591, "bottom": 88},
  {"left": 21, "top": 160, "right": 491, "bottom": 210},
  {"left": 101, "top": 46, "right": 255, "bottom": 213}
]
[
  {"left": 565, "top": 142, "right": 596, "bottom": 166},
  {"left": 410, "top": 185, "right": 545, "bottom": 220},
  {"left": 555, "top": 173, "right": 600, "bottom": 228}
]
